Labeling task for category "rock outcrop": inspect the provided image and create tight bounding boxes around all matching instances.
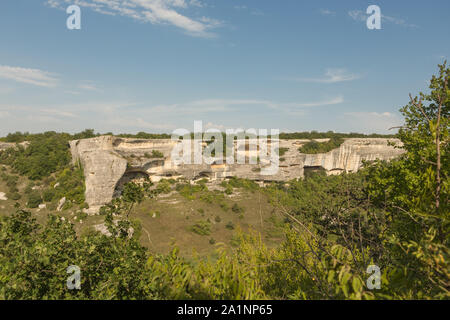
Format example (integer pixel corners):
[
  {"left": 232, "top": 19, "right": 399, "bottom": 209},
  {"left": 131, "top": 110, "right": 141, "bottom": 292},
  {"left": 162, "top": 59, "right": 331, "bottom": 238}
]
[
  {"left": 0, "top": 141, "right": 28, "bottom": 151},
  {"left": 70, "top": 136, "right": 405, "bottom": 213},
  {"left": 70, "top": 136, "right": 128, "bottom": 213}
]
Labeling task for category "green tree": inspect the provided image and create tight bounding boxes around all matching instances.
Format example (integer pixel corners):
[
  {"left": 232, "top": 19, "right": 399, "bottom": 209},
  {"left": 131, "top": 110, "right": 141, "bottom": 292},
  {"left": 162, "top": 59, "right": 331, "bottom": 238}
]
[{"left": 366, "top": 62, "right": 449, "bottom": 298}]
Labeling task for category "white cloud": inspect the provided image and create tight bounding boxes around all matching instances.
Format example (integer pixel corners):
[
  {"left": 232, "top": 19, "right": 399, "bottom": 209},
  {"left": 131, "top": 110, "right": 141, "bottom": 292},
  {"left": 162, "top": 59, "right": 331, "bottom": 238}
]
[
  {"left": 78, "top": 81, "right": 101, "bottom": 92},
  {"left": 292, "top": 69, "right": 360, "bottom": 84},
  {"left": 0, "top": 65, "right": 59, "bottom": 87},
  {"left": 40, "top": 108, "right": 78, "bottom": 118},
  {"left": 250, "top": 9, "right": 264, "bottom": 16},
  {"left": 320, "top": 9, "right": 335, "bottom": 16},
  {"left": 46, "top": 0, "right": 221, "bottom": 37},
  {"left": 107, "top": 117, "right": 176, "bottom": 130},
  {"left": 348, "top": 10, "right": 366, "bottom": 22},
  {"left": 139, "top": 96, "right": 344, "bottom": 116},
  {"left": 348, "top": 10, "right": 418, "bottom": 28}
]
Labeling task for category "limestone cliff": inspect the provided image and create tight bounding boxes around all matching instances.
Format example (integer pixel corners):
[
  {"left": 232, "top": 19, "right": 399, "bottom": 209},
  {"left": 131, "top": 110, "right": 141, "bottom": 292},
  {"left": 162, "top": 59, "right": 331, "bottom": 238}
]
[
  {"left": 69, "top": 136, "right": 405, "bottom": 213},
  {"left": 70, "top": 136, "right": 128, "bottom": 213}
]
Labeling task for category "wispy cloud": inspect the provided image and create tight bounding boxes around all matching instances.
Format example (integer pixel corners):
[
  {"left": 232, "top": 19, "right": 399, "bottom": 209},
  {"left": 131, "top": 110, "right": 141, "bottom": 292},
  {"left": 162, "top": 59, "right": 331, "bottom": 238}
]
[
  {"left": 291, "top": 69, "right": 360, "bottom": 84},
  {"left": 0, "top": 65, "right": 59, "bottom": 87},
  {"left": 46, "top": 0, "right": 222, "bottom": 38},
  {"left": 344, "top": 112, "right": 402, "bottom": 132},
  {"left": 233, "top": 5, "right": 263, "bottom": 16},
  {"left": 78, "top": 81, "right": 101, "bottom": 92},
  {"left": 40, "top": 108, "right": 78, "bottom": 118},
  {"left": 348, "top": 10, "right": 418, "bottom": 28},
  {"left": 136, "top": 96, "right": 345, "bottom": 116},
  {"left": 320, "top": 9, "right": 336, "bottom": 16}
]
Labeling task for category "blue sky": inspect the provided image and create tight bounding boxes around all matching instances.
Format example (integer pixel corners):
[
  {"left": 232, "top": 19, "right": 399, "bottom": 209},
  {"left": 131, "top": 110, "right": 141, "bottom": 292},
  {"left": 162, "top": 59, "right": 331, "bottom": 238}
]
[{"left": 0, "top": 0, "right": 449, "bottom": 136}]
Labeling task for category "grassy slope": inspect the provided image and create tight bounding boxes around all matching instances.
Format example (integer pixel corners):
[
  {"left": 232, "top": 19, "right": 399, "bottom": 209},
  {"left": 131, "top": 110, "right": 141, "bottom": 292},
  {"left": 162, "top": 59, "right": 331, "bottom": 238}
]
[{"left": 0, "top": 165, "right": 284, "bottom": 259}]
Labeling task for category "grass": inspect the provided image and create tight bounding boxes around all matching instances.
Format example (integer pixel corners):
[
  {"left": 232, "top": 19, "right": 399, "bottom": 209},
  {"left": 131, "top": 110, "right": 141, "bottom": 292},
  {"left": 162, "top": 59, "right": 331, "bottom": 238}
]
[
  {"left": 132, "top": 186, "right": 284, "bottom": 257},
  {"left": 1, "top": 162, "right": 285, "bottom": 259}
]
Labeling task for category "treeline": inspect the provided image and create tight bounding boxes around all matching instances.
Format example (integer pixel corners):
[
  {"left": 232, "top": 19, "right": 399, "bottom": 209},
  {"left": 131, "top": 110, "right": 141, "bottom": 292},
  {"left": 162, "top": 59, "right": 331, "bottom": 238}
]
[
  {"left": 279, "top": 131, "right": 396, "bottom": 139},
  {"left": 1, "top": 130, "right": 395, "bottom": 143},
  {"left": 298, "top": 137, "right": 344, "bottom": 154}
]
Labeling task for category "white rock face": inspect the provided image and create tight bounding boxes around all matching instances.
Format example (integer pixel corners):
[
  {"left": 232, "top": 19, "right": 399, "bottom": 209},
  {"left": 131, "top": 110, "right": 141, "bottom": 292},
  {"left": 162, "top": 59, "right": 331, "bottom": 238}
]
[
  {"left": 38, "top": 204, "right": 46, "bottom": 209},
  {"left": 70, "top": 136, "right": 405, "bottom": 213},
  {"left": 301, "top": 138, "right": 404, "bottom": 173},
  {"left": 57, "top": 197, "right": 66, "bottom": 211},
  {"left": 0, "top": 192, "right": 7, "bottom": 201},
  {"left": 70, "top": 136, "right": 128, "bottom": 214}
]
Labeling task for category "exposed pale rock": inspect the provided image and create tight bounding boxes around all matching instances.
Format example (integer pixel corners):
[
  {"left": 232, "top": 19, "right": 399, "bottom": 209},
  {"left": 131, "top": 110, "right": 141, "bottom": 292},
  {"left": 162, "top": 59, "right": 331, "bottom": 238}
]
[
  {"left": 38, "top": 204, "right": 46, "bottom": 209},
  {"left": 57, "top": 197, "right": 66, "bottom": 211},
  {"left": 70, "top": 136, "right": 405, "bottom": 213},
  {"left": 70, "top": 136, "right": 128, "bottom": 214},
  {"left": 0, "top": 192, "right": 7, "bottom": 201},
  {"left": 0, "top": 141, "right": 29, "bottom": 151},
  {"left": 94, "top": 222, "right": 134, "bottom": 237}
]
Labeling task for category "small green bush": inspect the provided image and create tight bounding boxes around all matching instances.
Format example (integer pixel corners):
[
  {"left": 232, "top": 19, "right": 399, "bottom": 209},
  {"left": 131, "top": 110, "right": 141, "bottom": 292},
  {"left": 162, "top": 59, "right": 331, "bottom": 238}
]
[
  {"left": 224, "top": 185, "right": 233, "bottom": 195},
  {"left": 219, "top": 202, "right": 229, "bottom": 212},
  {"left": 156, "top": 179, "right": 172, "bottom": 194},
  {"left": 27, "top": 191, "right": 42, "bottom": 208},
  {"left": 42, "top": 189, "right": 56, "bottom": 202},
  {"left": 190, "top": 220, "right": 211, "bottom": 236},
  {"left": 225, "top": 221, "right": 235, "bottom": 230},
  {"left": 9, "top": 193, "right": 21, "bottom": 201},
  {"left": 232, "top": 203, "right": 244, "bottom": 214}
]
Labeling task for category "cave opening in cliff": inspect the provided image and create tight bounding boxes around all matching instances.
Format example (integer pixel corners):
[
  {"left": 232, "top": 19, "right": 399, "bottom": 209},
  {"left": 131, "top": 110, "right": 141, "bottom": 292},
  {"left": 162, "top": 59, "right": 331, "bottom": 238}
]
[
  {"left": 303, "top": 166, "right": 327, "bottom": 178},
  {"left": 113, "top": 171, "right": 150, "bottom": 197}
]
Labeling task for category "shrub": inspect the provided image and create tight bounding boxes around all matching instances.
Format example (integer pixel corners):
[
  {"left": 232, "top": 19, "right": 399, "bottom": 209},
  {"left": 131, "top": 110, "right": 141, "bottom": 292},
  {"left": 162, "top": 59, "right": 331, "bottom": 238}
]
[
  {"left": 27, "top": 191, "right": 42, "bottom": 208},
  {"left": 9, "top": 193, "right": 21, "bottom": 201},
  {"left": 150, "top": 150, "right": 164, "bottom": 158},
  {"left": 156, "top": 179, "right": 171, "bottom": 194},
  {"left": 232, "top": 203, "right": 244, "bottom": 214},
  {"left": 42, "top": 189, "right": 56, "bottom": 202},
  {"left": 190, "top": 220, "right": 211, "bottom": 236},
  {"left": 277, "top": 147, "right": 289, "bottom": 157},
  {"left": 225, "top": 221, "right": 235, "bottom": 230},
  {"left": 219, "top": 202, "right": 229, "bottom": 212},
  {"left": 24, "top": 184, "right": 33, "bottom": 195},
  {"left": 298, "top": 137, "right": 344, "bottom": 154},
  {"left": 224, "top": 185, "right": 233, "bottom": 195}
]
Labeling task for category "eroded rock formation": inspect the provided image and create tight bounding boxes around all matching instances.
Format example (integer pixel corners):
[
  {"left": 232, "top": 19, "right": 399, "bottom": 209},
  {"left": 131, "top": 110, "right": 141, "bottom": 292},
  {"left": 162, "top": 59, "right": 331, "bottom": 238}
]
[{"left": 69, "top": 136, "right": 405, "bottom": 213}]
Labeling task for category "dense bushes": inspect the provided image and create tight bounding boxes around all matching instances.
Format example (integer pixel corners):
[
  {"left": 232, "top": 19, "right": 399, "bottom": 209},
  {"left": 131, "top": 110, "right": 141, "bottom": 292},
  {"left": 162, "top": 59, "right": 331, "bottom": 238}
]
[
  {"left": 279, "top": 131, "right": 395, "bottom": 140},
  {"left": 27, "top": 191, "right": 42, "bottom": 208},
  {"left": 0, "top": 132, "right": 71, "bottom": 180},
  {"left": 298, "top": 137, "right": 344, "bottom": 154}
]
